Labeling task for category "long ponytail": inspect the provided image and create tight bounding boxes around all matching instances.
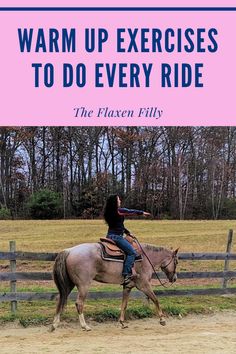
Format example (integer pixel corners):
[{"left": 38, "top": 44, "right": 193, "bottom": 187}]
[{"left": 103, "top": 194, "right": 119, "bottom": 227}]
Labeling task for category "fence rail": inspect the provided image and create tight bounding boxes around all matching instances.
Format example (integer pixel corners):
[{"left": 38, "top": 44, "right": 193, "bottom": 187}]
[
  {"left": 1, "top": 270, "right": 236, "bottom": 282},
  {"left": 0, "top": 252, "right": 56, "bottom": 261},
  {"left": 1, "top": 251, "right": 236, "bottom": 261},
  {"left": 1, "top": 287, "right": 236, "bottom": 303},
  {"left": 0, "top": 230, "right": 235, "bottom": 313}
]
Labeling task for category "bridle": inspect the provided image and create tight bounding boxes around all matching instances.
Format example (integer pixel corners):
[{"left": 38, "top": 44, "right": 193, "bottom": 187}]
[
  {"left": 134, "top": 237, "right": 177, "bottom": 288},
  {"left": 160, "top": 255, "right": 178, "bottom": 286},
  {"left": 161, "top": 254, "right": 178, "bottom": 271}
]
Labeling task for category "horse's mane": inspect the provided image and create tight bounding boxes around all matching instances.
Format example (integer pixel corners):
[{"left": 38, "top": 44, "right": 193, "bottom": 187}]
[{"left": 142, "top": 244, "right": 166, "bottom": 253}]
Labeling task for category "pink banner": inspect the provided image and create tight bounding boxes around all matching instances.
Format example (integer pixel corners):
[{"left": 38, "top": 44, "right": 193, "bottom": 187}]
[{"left": 0, "top": 6, "right": 235, "bottom": 125}]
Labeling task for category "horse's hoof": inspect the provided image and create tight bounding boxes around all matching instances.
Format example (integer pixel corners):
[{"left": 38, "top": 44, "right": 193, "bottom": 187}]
[
  {"left": 82, "top": 325, "right": 92, "bottom": 331},
  {"left": 119, "top": 320, "right": 129, "bottom": 329},
  {"left": 160, "top": 319, "right": 166, "bottom": 326},
  {"left": 49, "top": 325, "right": 56, "bottom": 332}
]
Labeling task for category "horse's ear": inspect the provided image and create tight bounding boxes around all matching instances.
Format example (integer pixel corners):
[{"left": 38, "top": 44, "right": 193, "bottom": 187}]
[{"left": 173, "top": 248, "right": 179, "bottom": 255}]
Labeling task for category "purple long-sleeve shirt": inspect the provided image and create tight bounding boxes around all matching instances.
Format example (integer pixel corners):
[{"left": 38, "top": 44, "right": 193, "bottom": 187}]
[{"left": 107, "top": 207, "right": 144, "bottom": 236}]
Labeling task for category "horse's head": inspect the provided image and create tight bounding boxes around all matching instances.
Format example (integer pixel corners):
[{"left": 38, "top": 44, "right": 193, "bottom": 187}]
[{"left": 161, "top": 248, "right": 179, "bottom": 283}]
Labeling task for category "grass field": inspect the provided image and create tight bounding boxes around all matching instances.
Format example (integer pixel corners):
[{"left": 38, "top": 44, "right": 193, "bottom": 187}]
[
  {"left": 0, "top": 219, "right": 236, "bottom": 325},
  {"left": 1, "top": 219, "right": 236, "bottom": 253}
]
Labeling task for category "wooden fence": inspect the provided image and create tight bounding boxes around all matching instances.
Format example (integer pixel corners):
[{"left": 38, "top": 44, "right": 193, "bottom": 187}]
[{"left": 0, "top": 230, "right": 236, "bottom": 313}]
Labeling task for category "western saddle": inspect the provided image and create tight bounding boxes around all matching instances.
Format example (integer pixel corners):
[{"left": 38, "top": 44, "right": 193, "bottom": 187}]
[{"left": 99, "top": 237, "right": 142, "bottom": 262}]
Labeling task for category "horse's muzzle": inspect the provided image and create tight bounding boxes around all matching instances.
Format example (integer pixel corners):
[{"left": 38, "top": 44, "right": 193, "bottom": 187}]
[{"left": 170, "top": 273, "right": 177, "bottom": 283}]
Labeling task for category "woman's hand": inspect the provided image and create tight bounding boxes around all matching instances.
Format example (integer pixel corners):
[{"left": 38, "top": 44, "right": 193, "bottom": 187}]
[{"left": 143, "top": 212, "right": 151, "bottom": 217}]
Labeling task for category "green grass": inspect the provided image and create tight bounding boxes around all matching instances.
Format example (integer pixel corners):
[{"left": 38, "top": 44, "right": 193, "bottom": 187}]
[
  {"left": 0, "top": 219, "right": 236, "bottom": 325},
  {"left": 1, "top": 219, "right": 236, "bottom": 253},
  {"left": 1, "top": 295, "right": 236, "bottom": 326}
]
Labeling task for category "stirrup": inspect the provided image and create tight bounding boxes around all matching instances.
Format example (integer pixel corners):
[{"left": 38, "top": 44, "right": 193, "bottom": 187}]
[{"left": 121, "top": 275, "right": 133, "bottom": 286}]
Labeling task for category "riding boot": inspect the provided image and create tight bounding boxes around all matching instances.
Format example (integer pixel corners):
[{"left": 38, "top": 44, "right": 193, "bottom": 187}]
[
  {"left": 121, "top": 274, "right": 133, "bottom": 286},
  {"left": 121, "top": 270, "right": 139, "bottom": 286}
]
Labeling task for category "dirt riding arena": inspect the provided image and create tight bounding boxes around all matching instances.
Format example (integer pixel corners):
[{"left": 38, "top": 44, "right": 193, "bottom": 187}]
[{"left": 1, "top": 312, "right": 235, "bottom": 354}]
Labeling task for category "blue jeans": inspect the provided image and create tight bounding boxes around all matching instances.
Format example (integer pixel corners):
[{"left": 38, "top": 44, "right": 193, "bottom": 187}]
[{"left": 107, "top": 234, "right": 137, "bottom": 276}]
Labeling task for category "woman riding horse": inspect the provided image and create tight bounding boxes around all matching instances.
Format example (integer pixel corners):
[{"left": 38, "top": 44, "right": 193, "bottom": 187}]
[{"left": 103, "top": 194, "right": 151, "bottom": 285}]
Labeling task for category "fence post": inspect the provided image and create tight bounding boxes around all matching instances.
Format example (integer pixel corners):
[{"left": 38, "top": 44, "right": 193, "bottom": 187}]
[
  {"left": 10, "top": 240, "right": 17, "bottom": 313},
  {"left": 222, "top": 229, "right": 233, "bottom": 289}
]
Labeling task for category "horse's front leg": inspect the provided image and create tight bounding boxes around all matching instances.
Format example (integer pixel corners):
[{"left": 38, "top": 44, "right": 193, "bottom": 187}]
[
  {"left": 136, "top": 282, "right": 166, "bottom": 326},
  {"left": 119, "top": 286, "right": 132, "bottom": 328}
]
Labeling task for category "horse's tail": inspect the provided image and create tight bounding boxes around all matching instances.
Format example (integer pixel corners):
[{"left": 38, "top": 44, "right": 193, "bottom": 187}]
[{"left": 53, "top": 250, "right": 74, "bottom": 315}]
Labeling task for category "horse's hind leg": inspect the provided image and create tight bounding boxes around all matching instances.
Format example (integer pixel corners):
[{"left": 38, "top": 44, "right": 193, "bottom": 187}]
[
  {"left": 51, "top": 313, "right": 60, "bottom": 332},
  {"left": 50, "top": 282, "right": 74, "bottom": 332},
  {"left": 75, "top": 287, "right": 91, "bottom": 331}
]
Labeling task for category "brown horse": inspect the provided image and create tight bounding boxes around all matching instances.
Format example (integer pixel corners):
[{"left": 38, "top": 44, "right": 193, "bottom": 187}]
[{"left": 51, "top": 242, "right": 178, "bottom": 331}]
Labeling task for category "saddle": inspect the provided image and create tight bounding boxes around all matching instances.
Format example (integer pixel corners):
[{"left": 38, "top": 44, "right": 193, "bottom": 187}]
[{"left": 99, "top": 237, "right": 142, "bottom": 262}]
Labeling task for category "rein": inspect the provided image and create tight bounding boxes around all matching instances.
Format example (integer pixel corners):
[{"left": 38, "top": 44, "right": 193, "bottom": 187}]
[{"left": 134, "top": 237, "right": 171, "bottom": 288}]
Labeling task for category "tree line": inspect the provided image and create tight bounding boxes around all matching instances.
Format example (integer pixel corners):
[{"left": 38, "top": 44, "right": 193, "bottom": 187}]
[{"left": 0, "top": 126, "right": 236, "bottom": 220}]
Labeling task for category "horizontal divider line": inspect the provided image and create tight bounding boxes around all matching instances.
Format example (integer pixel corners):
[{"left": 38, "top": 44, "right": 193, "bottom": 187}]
[{"left": 0, "top": 7, "right": 236, "bottom": 12}]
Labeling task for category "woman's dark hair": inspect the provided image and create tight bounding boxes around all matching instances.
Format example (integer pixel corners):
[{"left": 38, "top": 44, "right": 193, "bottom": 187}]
[{"left": 104, "top": 194, "right": 120, "bottom": 227}]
